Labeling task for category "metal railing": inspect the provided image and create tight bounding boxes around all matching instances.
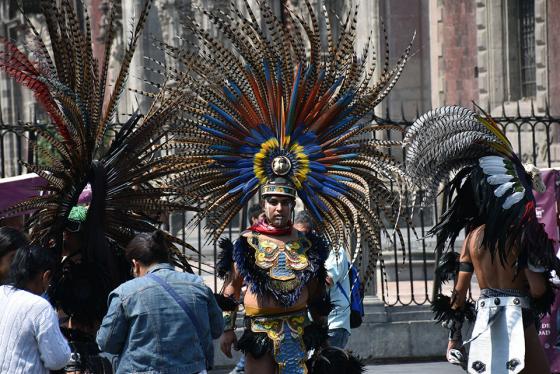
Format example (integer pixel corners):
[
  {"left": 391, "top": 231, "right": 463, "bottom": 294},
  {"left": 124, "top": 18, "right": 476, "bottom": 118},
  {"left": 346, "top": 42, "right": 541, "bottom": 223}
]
[{"left": 1, "top": 101, "right": 559, "bottom": 306}]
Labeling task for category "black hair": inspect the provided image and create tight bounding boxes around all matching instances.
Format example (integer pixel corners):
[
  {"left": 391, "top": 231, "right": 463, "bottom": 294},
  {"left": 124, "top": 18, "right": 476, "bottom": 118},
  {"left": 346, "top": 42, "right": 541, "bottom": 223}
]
[
  {"left": 125, "top": 230, "right": 170, "bottom": 266},
  {"left": 248, "top": 204, "right": 263, "bottom": 221},
  {"left": 7, "top": 245, "right": 57, "bottom": 290},
  {"left": 294, "top": 210, "right": 313, "bottom": 229},
  {"left": 0, "top": 226, "right": 29, "bottom": 258}
]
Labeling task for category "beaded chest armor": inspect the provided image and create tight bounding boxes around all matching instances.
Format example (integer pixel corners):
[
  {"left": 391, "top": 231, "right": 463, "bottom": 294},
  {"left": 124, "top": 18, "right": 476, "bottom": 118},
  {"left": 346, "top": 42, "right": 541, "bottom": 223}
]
[{"left": 248, "top": 233, "right": 312, "bottom": 292}]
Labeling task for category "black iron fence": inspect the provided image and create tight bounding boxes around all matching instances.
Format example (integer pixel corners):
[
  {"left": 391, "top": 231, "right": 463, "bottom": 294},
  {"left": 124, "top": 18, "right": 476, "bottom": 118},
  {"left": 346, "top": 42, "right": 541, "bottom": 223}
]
[{"left": 1, "top": 103, "right": 559, "bottom": 306}]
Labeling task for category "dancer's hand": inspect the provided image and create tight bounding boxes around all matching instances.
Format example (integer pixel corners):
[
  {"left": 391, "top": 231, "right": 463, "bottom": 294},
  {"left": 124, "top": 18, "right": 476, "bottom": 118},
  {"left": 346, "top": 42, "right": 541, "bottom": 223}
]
[{"left": 220, "top": 330, "right": 237, "bottom": 358}]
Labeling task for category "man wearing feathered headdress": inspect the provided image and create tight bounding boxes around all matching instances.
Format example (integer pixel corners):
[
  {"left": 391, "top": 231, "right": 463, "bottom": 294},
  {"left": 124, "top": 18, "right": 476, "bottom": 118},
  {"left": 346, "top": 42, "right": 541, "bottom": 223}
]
[
  {"left": 153, "top": 0, "right": 416, "bottom": 373},
  {"left": 404, "top": 106, "right": 560, "bottom": 374},
  {"left": 159, "top": 0, "right": 414, "bottom": 372},
  {"left": 217, "top": 176, "right": 332, "bottom": 373}
]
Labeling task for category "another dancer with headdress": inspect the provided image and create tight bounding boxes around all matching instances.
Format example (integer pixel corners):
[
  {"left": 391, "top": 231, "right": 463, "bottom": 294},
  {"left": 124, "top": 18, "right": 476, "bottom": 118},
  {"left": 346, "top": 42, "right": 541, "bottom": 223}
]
[
  {"left": 0, "top": 1, "right": 196, "bottom": 372},
  {"left": 153, "top": 1, "right": 414, "bottom": 373},
  {"left": 404, "top": 106, "right": 560, "bottom": 374}
]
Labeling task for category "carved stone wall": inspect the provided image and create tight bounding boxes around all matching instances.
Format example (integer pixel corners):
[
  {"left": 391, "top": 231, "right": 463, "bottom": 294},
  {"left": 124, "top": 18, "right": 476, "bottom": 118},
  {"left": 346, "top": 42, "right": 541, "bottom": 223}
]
[{"left": 475, "top": 0, "right": 548, "bottom": 115}]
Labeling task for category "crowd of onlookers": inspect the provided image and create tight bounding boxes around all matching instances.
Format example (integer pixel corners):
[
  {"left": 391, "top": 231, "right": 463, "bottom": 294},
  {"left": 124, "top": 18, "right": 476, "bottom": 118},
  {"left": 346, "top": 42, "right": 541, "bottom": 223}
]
[
  {"left": 0, "top": 205, "right": 353, "bottom": 374},
  {"left": 0, "top": 225, "right": 224, "bottom": 374}
]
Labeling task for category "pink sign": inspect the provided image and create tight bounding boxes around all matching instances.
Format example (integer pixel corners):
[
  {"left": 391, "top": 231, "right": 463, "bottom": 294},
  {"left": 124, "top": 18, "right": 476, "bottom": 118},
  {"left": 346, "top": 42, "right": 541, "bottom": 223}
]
[
  {"left": 0, "top": 173, "right": 92, "bottom": 216},
  {"left": 0, "top": 173, "right": 47, "bottom": 214},
  {"left": 535, "top": 169, "right": 560, "bottom": 372}
]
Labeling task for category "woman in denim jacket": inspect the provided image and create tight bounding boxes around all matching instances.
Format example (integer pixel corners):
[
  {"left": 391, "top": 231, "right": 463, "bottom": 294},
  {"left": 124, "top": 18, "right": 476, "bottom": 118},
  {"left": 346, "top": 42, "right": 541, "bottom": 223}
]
[{"left": 97, "top": 231, "right": 224, "bottom": 374}]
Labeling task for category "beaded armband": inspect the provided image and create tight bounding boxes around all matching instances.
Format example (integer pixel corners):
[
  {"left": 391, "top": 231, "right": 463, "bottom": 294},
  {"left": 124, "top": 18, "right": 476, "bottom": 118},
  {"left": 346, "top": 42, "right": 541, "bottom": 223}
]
[{"left": 223, "top": 310, "right": 237, "bottom": 331}]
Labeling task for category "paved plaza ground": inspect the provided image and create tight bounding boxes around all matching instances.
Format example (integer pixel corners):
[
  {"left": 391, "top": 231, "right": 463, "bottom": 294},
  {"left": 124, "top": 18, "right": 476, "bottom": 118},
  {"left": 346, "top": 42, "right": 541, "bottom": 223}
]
[{"left": 211, "top": 361, "right": 464, "bottom": 373}]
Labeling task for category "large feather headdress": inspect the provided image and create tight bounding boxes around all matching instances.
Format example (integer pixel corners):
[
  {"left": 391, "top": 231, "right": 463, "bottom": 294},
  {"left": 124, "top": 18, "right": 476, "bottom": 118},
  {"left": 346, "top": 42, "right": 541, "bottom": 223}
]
[
  {"left": 152, "top": 1, "right": 413, "bottom": 272},
  {"left": 0, "top": 0, "right": 196, "bottom": 321},
  {"left": 404, "top": 106, "right": 560, "bottom": 274}
]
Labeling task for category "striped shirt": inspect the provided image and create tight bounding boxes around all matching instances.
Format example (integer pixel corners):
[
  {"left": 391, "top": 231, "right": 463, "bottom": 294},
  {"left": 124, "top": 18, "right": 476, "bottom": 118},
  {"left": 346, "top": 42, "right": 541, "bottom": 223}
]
[{"left": 0, "top": 285, "right": 71, "bottom": 374}]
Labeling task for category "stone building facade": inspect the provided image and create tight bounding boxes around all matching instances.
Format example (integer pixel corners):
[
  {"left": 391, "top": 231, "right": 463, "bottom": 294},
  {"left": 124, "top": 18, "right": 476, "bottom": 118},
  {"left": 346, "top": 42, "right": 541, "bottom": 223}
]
[
  {"left": 430, "top": 0, "right": 560, "bottom": 117},
  {"left": 2, "top": 0, "right": 560, "bottom": 176}
]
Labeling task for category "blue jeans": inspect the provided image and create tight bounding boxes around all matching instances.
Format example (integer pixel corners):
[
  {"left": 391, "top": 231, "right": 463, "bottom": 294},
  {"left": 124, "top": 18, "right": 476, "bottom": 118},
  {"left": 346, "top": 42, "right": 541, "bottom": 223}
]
[
  {"left": 235, "top": 355, "right": 245, "bottom": 369},
  {"left": 327, "top": 328, "right": 350, "bottom": 349}
]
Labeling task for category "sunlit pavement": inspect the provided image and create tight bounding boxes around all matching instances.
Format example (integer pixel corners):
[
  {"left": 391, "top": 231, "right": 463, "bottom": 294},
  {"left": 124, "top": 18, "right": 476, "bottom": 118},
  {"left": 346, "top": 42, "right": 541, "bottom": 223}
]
[
  {"left": 210, "top": 361, "right": 465, "bottom": 373},
  {"left": 363, "top": 361, "right": 464, "bottom": 373}
]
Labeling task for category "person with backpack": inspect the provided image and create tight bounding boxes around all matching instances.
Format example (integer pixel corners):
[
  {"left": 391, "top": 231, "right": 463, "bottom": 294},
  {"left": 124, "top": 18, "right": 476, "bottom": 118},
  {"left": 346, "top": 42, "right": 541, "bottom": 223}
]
[
  {"left": 324, "top": 246, "right": 352, "bottom": 348},
  {"left": 293, "top": 212, "right": 364, "bottom": 348}
]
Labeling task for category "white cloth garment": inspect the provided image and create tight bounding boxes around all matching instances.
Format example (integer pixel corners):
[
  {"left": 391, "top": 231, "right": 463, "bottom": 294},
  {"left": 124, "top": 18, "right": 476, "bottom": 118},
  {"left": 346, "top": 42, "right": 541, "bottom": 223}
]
[
  {"left": 325, "top": 247, "right": 351, "bottom": 333},
  {"left": 0, "top": 285, "right": 71, "bottom": 374},
  {"left": 467, "top": 296, "right": 529, "bottom": 374}
]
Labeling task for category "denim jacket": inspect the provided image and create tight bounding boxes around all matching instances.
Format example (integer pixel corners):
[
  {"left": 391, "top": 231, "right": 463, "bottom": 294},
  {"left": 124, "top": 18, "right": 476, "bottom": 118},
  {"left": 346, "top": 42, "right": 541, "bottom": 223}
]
[{"left": 96, "top": 264, "right": 224, "bottom": 374}]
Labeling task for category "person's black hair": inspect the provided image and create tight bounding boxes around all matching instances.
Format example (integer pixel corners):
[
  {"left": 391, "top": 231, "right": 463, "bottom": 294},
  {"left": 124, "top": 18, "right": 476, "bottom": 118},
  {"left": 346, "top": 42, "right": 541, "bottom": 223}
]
[
  {"left": 7, "top": 245, "right": 57, "bottom": 290},
  {"left": 248, "top": 204, "right": 263, "bottom": 221},
  {"left": 125, "top": 230, "right": 170, "bottom": 265},
  {"left": 294, "top": 210, "right": 313, "bottom": 229},
  {"left": 0, "top": 226, "right": 28, "bottom": 258}
]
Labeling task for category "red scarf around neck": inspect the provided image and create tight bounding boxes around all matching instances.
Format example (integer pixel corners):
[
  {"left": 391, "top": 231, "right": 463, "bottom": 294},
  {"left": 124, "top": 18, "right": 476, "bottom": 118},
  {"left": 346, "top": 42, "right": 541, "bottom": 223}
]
[{"left": 249, "top": 219, "right": 292, "bottom": 236}]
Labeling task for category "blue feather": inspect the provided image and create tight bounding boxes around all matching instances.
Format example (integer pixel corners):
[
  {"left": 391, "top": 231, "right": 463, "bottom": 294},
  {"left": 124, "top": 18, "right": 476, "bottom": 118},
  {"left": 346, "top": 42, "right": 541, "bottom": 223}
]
[
  {"left": 223, "top": 86, "right": 238, "bottom": 103},
  {"left": 338, "top": 153, "right": 358, "bottom": 160},
  {"left": 210, "top": 145, "right": 233, "bottom": 152},
  {"left": 240, "top": 191, "right": 256, "bottom": 205},
  {"left": 239, "top": 145, "right": 259, "bottom": 153},
  {"left": 323, "top": 181, "right": 348, "bottom": 194},
  {"left": 235, "top": 159, "right": 254, "bottom": 168},
  {"left": 243, "top": 177, "right": 259, "bottom": 193},
  {"left": 227, "top": 80, "right": 243, "bottom": 97},
  {"left": 250, "top": 128, "right": 267, "bottom": 143},
  {"left": 244, "top": 136, "right": 263, "bottom": 146},
  {"left": 328, "top": 165, "right": 352, "bottom": 171},
  {"left": 306, "top": 174, "right": 323, "bottom": 189},
  {"left": 258, "top": 124, "right": 276, "bottom": 138},
  {"left": 203, "top": 114, "right": 229, "bottom": 131},
  {"left": 212, "top": 155, "right": 240, "bottom": 162},
  {"left": 303, "top": 184, "right": 328, "bottom": 211},
  {"left": 321, "top": 186, "right": 341, "bottom": 198},
  {"left": 290, "top": 125, "right": 304, "bottom": 141},
  {"left": 308, "top": 152, "right": 326, "bottom": 161},
  {"left": 228, "top": 184, "right": 245, "bottom": 194},
  {"left": 299, "top": 188, "right": 323, "bottom": 221},
  {"left": 263, "top": 59, "right": 271, "bottom": 82},
  {"left": 199, "top": 126, "right": 229, "bottom": 139},
  {"left": 330, "top": 144, "right": 359, "bottom": 152},
  {"left": 226, "top": 172, "right": 255, "bottom": 186},
  {"left": 297, "top": 131, "right": 318, "bottom": 145},
  {"left": 286, "top": 64, "right": 302, "bottom": 135},
  {"left": 326, "top": 76, "right": 344, "bottom": 95},
  {"left": 304, "top": 145, "right": 323, "bottom": 155},
  {"left": 309, "top": 161, "right": 327, "bottom": 172},
  {"left": 330, "top": 174, "right": 352, "bottom": 182},
  {"left": 336, "top": 91, "right": 355, "bottom": 107},
  {"left": 209, "top": 102, "right": 237, "bottom": 126}
]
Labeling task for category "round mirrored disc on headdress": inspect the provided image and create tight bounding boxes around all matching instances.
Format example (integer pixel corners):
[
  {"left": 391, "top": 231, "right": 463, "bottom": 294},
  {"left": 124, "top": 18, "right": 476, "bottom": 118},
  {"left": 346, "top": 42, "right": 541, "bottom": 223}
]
[{"left": 272, "top": 156, "right": 292, "bottom": 176}]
